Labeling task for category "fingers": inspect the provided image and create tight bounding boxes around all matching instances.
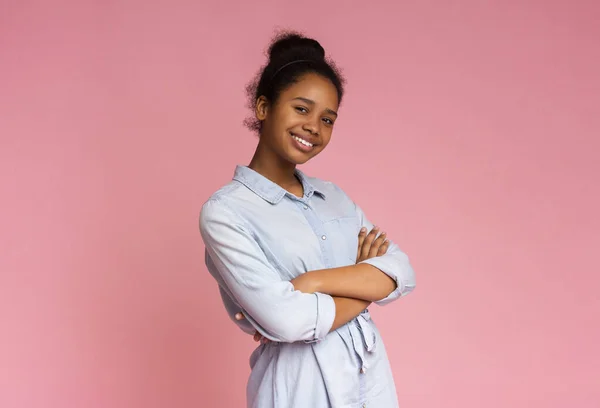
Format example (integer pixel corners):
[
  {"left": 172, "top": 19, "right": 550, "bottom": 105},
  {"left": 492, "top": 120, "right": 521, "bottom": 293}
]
[
  {"left": 360, "top": 226, "right": 380, "bottom": 260},
  {"left": 253, "top": 331, "right": 270, "bottom": 344},
  {"left": 369, "top": 231, "right": 387, "bottom": 258},
  {"left": 357, "top": 226, "right": 391, "bottom": 262},
  {"left": 356, "top": 227, "right": 367, "bottom": 262},
  {"left": 377, "top": 239, "right": 390, "bottom": 256},
  {"left": 239, "top": 312, "right": 270, "bottom": 344}
]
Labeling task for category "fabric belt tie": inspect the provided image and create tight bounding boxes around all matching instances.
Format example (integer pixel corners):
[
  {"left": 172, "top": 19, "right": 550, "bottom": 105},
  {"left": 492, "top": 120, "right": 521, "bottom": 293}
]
[{"left": 348, "top": 309, "right": 376, "bottom": 373}]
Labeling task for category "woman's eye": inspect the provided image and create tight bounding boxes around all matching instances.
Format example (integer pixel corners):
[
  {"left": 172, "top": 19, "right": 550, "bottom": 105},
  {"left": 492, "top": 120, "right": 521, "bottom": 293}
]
[
  {"left": 295, "top": 106, "right": 308, "bottom": 114},
  {"left": 322, "top": 118, "right": 333, "bottom": 125}
]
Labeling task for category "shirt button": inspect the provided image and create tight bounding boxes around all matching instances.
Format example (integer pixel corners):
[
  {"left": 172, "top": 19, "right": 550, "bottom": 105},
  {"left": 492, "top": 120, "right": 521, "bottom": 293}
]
[
  {"left": 321, "top": 235, "right": 327, "bottom": 240},
  {"left": 360, "top": 366, "right": 367, "bottom": 374},
  {"left": 303, "top": 205, "right": 308, "bottom": 210}
]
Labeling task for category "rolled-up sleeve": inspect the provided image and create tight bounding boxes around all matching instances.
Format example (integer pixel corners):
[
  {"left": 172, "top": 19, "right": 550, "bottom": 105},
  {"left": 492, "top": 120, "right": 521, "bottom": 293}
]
[
  {"left": 354, "top": 203, "right": 416, "bottom": 305},
  {"left": 200, "top": 198, "right": 336, "bottom": 343}
]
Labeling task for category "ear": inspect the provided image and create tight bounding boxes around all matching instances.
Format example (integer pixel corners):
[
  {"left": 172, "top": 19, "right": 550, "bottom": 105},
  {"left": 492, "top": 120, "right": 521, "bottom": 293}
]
[{"left": 255, "top": 96, "right": 269, "bottom": 121}]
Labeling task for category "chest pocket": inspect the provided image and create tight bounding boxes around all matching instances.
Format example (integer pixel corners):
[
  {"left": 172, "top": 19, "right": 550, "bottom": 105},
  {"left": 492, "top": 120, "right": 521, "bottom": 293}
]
[{"left": 322, "top": 215, "right": 361, "bottom": 267}]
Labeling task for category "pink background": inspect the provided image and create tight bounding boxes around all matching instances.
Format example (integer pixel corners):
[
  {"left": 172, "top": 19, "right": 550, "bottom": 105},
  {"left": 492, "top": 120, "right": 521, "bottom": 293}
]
[{"left": 1, "top": 1, "right": 599, "bottom": 407}]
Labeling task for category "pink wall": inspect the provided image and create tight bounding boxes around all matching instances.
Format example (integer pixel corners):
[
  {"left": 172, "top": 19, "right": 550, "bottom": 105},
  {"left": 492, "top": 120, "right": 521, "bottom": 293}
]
[{"left": 1, "top": 1, "right": 599, "bottom": 407}]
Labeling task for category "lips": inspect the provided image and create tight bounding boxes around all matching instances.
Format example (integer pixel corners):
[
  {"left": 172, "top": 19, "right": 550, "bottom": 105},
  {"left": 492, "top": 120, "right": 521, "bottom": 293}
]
[{"left": 290, "top": 132, "right": 315, "bottom": 148}]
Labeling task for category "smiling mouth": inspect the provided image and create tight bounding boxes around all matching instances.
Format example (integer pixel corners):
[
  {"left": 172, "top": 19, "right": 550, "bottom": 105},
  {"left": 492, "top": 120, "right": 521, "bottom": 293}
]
[{"left": 290, "top": 132, "right": 314, "bottom": 148}]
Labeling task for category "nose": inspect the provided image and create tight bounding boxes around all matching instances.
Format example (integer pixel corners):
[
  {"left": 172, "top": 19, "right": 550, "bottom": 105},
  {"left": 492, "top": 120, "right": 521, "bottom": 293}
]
[{"left": 302, "top": 118, "right": 320, "bottom": 136}]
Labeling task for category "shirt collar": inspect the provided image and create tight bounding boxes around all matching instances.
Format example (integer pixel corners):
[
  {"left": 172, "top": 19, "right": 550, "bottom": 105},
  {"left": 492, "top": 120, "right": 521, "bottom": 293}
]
[{"left": 232, "top": 165, "right": 326, "bottom": 205}]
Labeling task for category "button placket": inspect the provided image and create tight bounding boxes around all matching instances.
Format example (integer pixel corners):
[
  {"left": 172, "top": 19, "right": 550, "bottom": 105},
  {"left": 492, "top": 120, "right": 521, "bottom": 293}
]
[{"left": 296, "top": 199, "right": 334, "bottom": 268}]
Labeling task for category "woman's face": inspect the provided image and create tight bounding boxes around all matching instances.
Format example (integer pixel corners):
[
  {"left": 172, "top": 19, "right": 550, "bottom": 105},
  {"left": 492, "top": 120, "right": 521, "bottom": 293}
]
[{"left": 256, "top": 73, "right": 339, "bottom": 165}]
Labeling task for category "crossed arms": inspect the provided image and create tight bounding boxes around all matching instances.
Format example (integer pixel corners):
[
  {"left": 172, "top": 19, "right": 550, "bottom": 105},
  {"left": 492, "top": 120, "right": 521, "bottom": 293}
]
[{"left": 200, "top": 198, "right": 416, "bottom": 344}]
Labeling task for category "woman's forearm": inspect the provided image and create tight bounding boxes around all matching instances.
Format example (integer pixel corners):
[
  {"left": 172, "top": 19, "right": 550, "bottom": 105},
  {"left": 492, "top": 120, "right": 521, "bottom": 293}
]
[
  {"left": 292, "top": 264, "right": 397, "bottom": 302},
  {"left": 330, "top": 296, "right": 371, "bottom": 331}
]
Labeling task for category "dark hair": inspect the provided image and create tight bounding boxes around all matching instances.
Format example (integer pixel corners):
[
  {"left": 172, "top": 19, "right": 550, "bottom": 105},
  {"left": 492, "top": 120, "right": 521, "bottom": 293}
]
[{"left": 244, "top": 30, "right": 345, "bottom": 133}]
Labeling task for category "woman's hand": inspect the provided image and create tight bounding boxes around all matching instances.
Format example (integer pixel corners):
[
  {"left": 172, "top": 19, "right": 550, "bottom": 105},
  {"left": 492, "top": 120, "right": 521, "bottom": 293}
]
[
  {"left": 235, "top": 312, "right": 271, "bottom": 344},
  {"left": 356, "top": 226, "right": 389, "bottom": 263}
]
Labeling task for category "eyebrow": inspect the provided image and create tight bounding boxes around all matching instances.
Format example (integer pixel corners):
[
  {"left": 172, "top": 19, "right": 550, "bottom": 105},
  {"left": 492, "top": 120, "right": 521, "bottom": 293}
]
[{"left": 292, "top": 97, "right": 338, "bottom": 117}]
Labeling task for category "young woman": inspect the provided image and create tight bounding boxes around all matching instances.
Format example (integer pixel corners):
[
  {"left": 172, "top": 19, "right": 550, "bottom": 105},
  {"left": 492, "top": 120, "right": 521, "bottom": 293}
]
[{"left": 199, "top": 31, "right": 416, "bottom": 408}]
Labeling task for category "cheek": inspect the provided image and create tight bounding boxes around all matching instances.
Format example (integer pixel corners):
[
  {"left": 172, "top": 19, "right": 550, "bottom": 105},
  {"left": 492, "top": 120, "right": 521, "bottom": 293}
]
[
  {"left": 274, "top": 108, "right": 298, "bottom": 126},
  {"left": 319, "top": 132, "right": 333, "bottom": 149},
  {"left": 264, "top": 114, "right": 291, "bottom": 137}
]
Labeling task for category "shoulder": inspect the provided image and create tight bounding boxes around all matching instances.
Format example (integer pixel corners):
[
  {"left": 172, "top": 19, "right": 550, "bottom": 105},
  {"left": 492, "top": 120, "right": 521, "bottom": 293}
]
[{"left": 199, "top": 182, "right": 248, "bottom": 233}]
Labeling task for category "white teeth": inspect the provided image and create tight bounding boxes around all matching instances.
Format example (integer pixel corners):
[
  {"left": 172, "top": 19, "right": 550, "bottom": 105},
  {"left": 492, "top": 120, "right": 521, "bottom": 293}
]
[{"left": 292, "top": 135, "right": 313, "bottom": 147}]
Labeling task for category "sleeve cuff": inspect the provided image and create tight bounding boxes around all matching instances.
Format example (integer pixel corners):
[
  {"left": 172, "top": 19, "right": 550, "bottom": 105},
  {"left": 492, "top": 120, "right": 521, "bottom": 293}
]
[{"left": 304, "top": 292, "right": 336, "bottom": 343}]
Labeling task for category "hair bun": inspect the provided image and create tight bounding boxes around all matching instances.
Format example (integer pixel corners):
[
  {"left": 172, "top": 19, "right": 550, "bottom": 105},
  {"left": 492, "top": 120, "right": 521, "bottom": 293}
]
[
  {"left": 268, "top": 32, "right": 326, "bottom": 65},
  {"left": 244, "top": 30, "right": 345, "bottom": 134}
]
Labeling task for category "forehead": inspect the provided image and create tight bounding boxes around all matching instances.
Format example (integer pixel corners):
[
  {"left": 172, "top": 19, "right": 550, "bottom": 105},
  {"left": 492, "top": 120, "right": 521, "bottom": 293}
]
[{"left": 280, "top": 73, "right": 339, "bottom": 108}]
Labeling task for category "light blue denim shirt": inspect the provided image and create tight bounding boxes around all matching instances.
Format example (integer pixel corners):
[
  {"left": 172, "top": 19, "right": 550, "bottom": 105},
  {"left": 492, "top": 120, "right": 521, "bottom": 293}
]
[{"left": 200, "top": 165, "right": 415, "bottom": 408}]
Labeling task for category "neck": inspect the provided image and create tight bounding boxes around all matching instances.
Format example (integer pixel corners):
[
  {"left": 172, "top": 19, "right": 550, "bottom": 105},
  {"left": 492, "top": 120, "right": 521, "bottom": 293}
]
[{"left": 248, "top": 139, "right": 301, "bottom": 192}]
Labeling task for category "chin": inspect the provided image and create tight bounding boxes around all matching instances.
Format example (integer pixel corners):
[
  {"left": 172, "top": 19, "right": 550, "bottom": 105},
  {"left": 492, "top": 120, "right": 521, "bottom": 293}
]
[
  {"left": 285, "top": 155, "right": 310, "bottom": 166},
  {"left": 286, "top": 150, "right": 318, "bottom": 165}
]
